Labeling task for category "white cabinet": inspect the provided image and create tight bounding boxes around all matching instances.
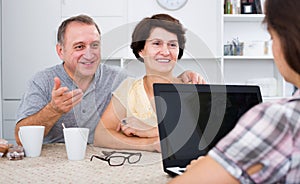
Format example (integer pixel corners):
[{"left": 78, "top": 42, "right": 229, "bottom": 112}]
[
  {"left": 221, "top": 9, "right": 293, "bottom": 100},
  {"left": 2, "top": 101, "right": 20, "bottom": 144},
  {"left": 0, "top": 0, "right": 2, "bottom": 139},
  {"left": 61, "top": 0, "right": 129, "bottom": 59},
  {"left": 2, "top": 0, "right": 61, "bottom": 99},
  {"left": 1, "top": 0, "right": 62, "bottom": 143}
]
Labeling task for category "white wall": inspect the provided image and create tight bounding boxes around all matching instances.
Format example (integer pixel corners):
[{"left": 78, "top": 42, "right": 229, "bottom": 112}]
[
  {"left": 127, "top": 0, "right": 221, "bottom": 58},
  {"left": 0, "top": 0, "right": 2, "bottom": 138}
]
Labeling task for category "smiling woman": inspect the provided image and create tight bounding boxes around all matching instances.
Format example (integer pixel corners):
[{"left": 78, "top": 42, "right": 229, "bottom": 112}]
[
  {"left": 93, "top": 13, "right": 190, "bottom": 152},
  {"left": 139, "top": 27, "right": 181, "bottom": 78}
]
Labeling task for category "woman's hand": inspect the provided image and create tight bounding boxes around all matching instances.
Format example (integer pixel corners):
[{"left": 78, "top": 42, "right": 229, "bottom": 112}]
[
  {"left": 177, "top": 70, "right": 206, "bottom": 84},
  {"left": 117, "top": 117, "right": 159, "bottom": 138}
]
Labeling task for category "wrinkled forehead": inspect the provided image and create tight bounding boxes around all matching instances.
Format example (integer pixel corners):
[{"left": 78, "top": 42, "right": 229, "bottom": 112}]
[
  {"left": 64, "top": 22, "right": 100, "bottom": 44},
  {"left": 148, "top": 27, "right": 178, "bottom": 41}
]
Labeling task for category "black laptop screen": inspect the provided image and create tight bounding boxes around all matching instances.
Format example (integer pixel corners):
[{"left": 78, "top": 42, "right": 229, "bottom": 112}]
[{"left": 154, "top": 84, "right": 262, "bottom": 167}]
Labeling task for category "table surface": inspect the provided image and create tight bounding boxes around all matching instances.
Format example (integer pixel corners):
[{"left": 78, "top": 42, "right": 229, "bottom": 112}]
[{"left": 0, "top": 143, "right": 172, "bottom": 184}]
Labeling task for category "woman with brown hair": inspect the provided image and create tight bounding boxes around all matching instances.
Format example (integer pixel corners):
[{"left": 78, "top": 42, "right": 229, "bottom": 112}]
[
  {"left": 94, "top": 14, "right": 205, "bottom": 152},
  {"left": 170, "top": 0, "right": 300, "bottom": 183}
]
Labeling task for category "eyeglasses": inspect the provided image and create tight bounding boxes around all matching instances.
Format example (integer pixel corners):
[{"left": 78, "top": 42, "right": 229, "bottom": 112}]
[{"left": 90, "top": 151, "right": 142, "bottom": 166}]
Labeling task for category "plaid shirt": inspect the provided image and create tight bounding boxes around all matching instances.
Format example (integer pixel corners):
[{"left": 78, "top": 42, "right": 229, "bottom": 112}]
[{"left": 209, "top": 90, "right": 300, "bottom": 184}]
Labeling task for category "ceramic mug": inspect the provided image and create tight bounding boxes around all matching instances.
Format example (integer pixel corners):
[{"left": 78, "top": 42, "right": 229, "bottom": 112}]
[
  {"left": 63, "top": 127, "right": 89, "bottom": 161},
  {"left": 18, "top": 126, "right": 45, "bottom": 157}
]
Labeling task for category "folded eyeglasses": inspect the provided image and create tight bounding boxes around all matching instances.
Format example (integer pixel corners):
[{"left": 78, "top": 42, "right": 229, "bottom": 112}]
[{"left": 90, "top": 151, "right": 142, "bottom": 166}]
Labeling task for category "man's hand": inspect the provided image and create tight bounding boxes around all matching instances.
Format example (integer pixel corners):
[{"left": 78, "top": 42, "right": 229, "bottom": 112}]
[
  {"left": 50, "top": 77, "right": 83, "bottom": 114},
  {"left": 178, "top": 70, "right": 206, "bottom": 84}
]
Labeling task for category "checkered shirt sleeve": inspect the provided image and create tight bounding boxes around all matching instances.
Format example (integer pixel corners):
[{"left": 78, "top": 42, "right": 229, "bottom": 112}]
[{"left": 209, "top": 92, "right": 300, "bottom": 184}]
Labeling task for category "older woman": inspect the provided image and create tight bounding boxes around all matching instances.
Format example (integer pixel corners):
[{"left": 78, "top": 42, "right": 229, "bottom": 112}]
[{"left": 94, "top": 14, "right": 200, "bottom": 152}]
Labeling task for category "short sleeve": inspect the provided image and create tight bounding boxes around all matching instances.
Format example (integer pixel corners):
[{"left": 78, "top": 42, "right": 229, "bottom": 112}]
[
  {"left": 16, "top": 71, "right": 53, "bottom": 124},
  {"left": 209, "top": 102, "right": 293, "bottom": 183},
  {"left": 113, "top": 77, "right": 135, "bottom": 108}
]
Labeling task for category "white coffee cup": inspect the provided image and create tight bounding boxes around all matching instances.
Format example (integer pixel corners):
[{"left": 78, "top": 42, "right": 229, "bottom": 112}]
[
  {"left": 63, "top": 127, "right": 89, "bottom": 161},
  {"left": 18, "top": 126, "right": 45, "bottom": 157}
]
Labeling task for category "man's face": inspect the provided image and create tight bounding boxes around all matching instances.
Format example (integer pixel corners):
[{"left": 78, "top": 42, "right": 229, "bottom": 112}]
[{"left": 57, "top": 22, "right": 101, "bottom": 81}]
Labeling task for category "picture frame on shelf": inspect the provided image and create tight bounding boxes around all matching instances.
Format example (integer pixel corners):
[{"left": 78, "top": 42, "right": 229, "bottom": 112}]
[
  {"left": 241, "top": 2, "right": 255, "bottom": 14},
  {"left": 241, "top": 0, "right": 262, "bottom": 14}
]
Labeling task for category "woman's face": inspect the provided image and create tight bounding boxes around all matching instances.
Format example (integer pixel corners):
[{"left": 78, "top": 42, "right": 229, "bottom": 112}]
[
  {"left": 269, "top": 28, "right": 298, "bottom": 85},
  {"left": 139, "top": 27, "right": 179, "bottom": 76}
]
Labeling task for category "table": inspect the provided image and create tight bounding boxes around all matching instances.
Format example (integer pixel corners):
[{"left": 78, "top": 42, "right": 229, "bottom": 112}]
[{"left": 0, "top": 143, "right": 172, "bottom": 183}]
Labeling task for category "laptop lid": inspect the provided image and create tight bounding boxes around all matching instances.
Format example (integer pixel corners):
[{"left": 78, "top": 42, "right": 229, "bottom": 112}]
[{"left": 153, "top": 84, "right": 262, "bottom": 176}]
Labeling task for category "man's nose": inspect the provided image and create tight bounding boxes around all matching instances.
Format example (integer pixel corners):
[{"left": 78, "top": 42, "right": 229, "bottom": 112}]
[{"left": 83, "top": 47, "right": 94, "bottom": 59}]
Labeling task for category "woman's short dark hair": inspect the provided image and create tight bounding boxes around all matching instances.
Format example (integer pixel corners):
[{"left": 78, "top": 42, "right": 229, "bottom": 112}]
[
  {"left": 263, "top": 0, "right": 300, "bottom": 74},
  {"left": 130, "top": 14, "right": 186, "bottom": 62},
  {"left": 57, "top": 14, "right": 101, "bottom": 46}
]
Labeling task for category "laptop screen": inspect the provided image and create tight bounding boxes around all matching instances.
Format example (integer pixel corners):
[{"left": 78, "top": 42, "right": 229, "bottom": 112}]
[{"left": 154, "top": 84, "right": 262, "bottom": 169}]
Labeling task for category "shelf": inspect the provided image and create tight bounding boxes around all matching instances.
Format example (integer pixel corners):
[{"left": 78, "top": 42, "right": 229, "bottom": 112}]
[
  {"left": 223, "top": 56, "right": 273, "bottom": 60},
  {"left": 263, "top": 96, "right": 284, "bottom": 102},
  {"left": 223, "top": 14, "right": 265, "bottom": 22}
]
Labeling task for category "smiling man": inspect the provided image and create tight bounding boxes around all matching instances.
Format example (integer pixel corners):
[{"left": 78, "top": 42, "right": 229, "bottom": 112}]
[{"left": 15, "top": 15, "right": 127, "bottom": 145}]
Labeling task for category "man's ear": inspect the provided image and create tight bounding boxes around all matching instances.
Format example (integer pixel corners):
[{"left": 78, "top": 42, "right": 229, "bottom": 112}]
[{"left": 56, "top": 44, "right": 64, "bottom": 60}]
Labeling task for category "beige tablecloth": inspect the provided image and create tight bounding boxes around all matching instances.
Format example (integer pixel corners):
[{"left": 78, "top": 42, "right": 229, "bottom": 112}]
[{"left": 0, "top": 143, "right": 172, "bottom": 184}]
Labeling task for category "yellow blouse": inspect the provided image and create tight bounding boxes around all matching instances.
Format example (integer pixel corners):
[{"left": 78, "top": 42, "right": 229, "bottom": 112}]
[{"left": 112, "top": 77, "right": 157, "bottom": 127}]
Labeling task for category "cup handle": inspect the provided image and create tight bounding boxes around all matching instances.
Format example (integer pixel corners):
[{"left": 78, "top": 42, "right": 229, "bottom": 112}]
[{"left": 18, "top": 130, "right": 23, "bottom": 144}]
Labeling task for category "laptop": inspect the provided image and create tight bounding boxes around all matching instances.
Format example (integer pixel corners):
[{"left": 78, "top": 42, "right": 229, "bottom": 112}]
[{"left": 153, "top": 84, "right": 262, "bottom": 177}]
